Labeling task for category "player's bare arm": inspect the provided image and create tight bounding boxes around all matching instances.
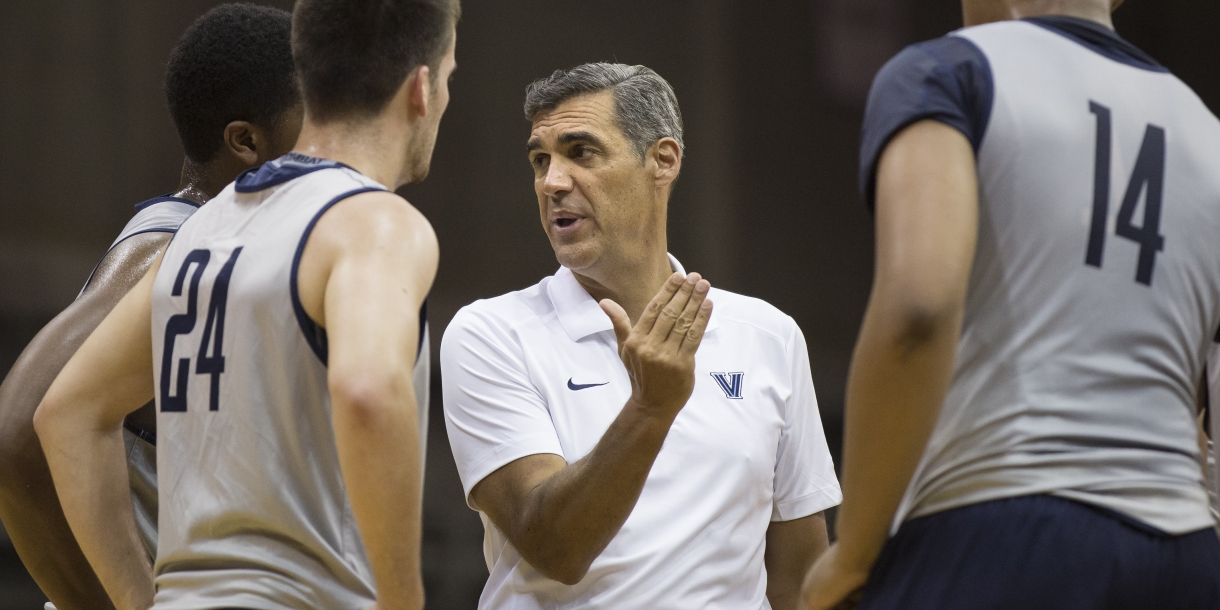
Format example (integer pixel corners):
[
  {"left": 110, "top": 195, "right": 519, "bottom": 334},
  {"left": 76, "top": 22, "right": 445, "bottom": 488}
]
[
  {"left": 470, "top": 272, "right": 712, "bottom": 585},
  {"left": 801, "top": 120, "right": 978, "bottom": 610},
  {"left": 297, "top": 190, "right": 439, "bottom": 610},
  {"left": 766, "top": 512, "right": 830, "bottom": 610},
  {"left": 33, "top": 251, "right": 166, "bottom": 610},
  {"left": 0, "top": 232, "right": 167, "bottom": 610}
]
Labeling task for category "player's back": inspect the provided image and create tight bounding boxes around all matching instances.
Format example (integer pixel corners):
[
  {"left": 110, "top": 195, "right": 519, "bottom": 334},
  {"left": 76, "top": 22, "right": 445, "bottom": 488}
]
[
  {"left": 864, "top": 17, "right": 1220, "bottom": 533},
  {"left": 149, "top": 153, "right": 430, "bottom": 609}
]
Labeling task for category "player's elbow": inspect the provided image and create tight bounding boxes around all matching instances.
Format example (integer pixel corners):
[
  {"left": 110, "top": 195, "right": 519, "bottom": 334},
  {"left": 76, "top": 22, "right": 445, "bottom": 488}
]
[
  {"left": 879, "top": 296, "right": 962, "bottom": 356},
  {"left": 329, "top": 371, "right": 413, "bottom": 429},
  {"left": 30, "top": 395, "right": 64, "bottom": 446}
]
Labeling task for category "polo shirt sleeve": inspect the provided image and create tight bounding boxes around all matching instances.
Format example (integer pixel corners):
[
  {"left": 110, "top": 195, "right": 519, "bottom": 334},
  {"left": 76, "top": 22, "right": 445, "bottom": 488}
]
[
  {"left": 771, "top": 321, "right": 843, "bottom": 522},
  {"left": 441, "top": 306, "right": 565, "bottom": 509},
  {"left": 859, "top": 35, "right": 994, "bottom": 210}
]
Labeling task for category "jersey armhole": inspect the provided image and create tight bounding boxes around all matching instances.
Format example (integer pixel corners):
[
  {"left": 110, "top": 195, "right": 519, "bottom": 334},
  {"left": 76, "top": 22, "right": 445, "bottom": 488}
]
[
  {"left": 289, "top": 186, "right": 387, "bottom": 365},
  {"left": 79, "top": 228, "right": 177, "bottom": 298}
]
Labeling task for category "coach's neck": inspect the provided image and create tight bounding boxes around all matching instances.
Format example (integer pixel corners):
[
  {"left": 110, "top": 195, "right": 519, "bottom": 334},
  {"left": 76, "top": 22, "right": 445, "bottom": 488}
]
[
  {"left": 573, "top": 246, "right": 674, "bottom": 327},
  {"left": 571, "top": 199, "right": 677, "bottom": 326},
  {"left": 963, "top": 0, "right": 1117, "bottom": 29},
  {"left": 293, "top": 66, "right": 436, "bottom": 190}
]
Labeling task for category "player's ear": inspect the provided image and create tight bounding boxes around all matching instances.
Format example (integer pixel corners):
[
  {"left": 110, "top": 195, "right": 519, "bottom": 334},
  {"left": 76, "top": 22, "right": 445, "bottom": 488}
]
[
  {"left": 405, "top": 65, "right": 432, "bottom": 119},
  {"left": 652, "top": 137, "right": 682, "bottom": 188},
  {"left": 1111, "top": 0, "right": 1125, "bottom": 10},
  {"left": 222, "top": 120, "right": 262, "bottom": 168}
]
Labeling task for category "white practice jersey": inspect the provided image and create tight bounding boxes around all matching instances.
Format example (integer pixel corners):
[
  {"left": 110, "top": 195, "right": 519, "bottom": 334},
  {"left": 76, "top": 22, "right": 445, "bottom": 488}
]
[
  {"left": 150, "top": 153, "right": 430, "bottom": 609},
  {"left": 860, "top": 17, "right": 1220, "bottom": 533},
  {"left": 79, "top": 194, "right": 200, "bottom": 559}
]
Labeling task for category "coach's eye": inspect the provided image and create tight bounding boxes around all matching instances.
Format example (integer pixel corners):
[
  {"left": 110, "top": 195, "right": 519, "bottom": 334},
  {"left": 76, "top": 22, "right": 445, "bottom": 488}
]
[
  {"left": 571, "top": 146, "right": 591, "bottom": 159},
  {"left": 531, "top": 154, "right": 549, "bottom": 168}
]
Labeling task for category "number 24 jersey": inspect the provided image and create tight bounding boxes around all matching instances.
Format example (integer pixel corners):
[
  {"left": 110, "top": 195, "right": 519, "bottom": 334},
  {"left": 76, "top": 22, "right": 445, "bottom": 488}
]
[{"left": 149, "top": 153, "right": 430, "bottom": 609}]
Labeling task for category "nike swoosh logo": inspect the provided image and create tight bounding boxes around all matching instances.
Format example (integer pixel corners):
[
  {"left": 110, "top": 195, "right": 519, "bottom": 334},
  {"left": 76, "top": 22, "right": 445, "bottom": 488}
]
[{"left": 567, "top": 378, "right": 609, "bottom": 391}]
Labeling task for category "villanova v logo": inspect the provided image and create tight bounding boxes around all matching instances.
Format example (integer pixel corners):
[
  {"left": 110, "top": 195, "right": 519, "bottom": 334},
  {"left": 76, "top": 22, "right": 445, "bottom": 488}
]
[{"left": 710, "top": 372, "right": 745, "bottom": 399}]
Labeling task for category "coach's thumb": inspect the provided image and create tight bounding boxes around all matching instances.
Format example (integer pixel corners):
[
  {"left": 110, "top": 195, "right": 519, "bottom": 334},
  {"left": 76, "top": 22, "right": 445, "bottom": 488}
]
[{"left": 599, "top": 299, "right": 632, "bottom": 348}]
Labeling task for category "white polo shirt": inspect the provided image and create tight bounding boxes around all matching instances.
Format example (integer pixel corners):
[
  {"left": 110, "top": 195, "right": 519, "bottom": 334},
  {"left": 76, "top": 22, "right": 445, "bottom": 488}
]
[{"left": 441, "top": 255, "right": 842, "bottom": 610}]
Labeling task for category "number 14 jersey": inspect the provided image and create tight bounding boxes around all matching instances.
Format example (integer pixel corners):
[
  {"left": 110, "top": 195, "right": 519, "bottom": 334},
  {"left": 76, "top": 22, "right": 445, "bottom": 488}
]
[
  {"left": 149, "top": 153, "right": 430, "bottom": 609},
  {"left": 860, "top": 17, "right": 1220, "bottom": 534}
]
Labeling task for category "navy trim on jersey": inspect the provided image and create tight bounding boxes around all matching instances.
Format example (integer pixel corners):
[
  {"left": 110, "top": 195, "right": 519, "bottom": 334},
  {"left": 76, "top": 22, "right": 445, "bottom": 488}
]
[
  {"left": 235, "top": 152, "right": 357, "bottom": 193},
  {"left": 133, "top": 194, "right": 200, "bottom": 212},
  {"left": 116, "top": 227, "right": 177, "bottom": 241},
  {"left": 80, "top": 228, "right": 179, "bottom": 296},
  {"left": 124, "top": 421, "right": 157, "bottom": 446},
  {"left": 1026, "top": 16, "right": 1168, "bottom": 74},
  {"left": 290, "top": 186, "right": 388, "bottom": 365},
  {"left": 859, "top": 36, "right": 994, "bottom": 209},
  {"left": 418, "top": 299, "right": 428, "bottom": 359}
]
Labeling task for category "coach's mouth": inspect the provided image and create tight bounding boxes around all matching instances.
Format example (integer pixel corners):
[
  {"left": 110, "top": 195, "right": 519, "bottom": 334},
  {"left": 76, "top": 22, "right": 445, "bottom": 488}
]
[{"left": 552, "top": 212, "right": 586, "bottom": 235}]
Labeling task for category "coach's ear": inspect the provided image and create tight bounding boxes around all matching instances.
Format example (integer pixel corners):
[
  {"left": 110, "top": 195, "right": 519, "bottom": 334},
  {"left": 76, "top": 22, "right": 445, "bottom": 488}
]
[
  {"left": 651, "top": 137, "right": 682, "bottom": 188},
  {"left": 222, "top": 120, "right": 264, "bottom": 168}
]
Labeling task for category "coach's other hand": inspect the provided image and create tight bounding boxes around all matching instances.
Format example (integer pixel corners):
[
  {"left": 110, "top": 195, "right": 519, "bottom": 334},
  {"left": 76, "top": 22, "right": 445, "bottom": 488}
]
[{"left": 601, "top": 271, "right": 712, "bottom": 419}]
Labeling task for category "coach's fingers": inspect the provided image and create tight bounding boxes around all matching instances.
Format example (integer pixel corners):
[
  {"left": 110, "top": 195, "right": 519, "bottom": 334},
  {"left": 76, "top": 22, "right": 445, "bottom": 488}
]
[
  {"left": 666, "top": 279, "right": 710, "bottom": 346},
  {"left": 650, "top": 273, "right": 699, "bottom": 341},
  {"left": 635, "top": 272, "right": 685, "bottom": 335},
  {"left": 679, "top": 297, "right": 713, "bottom": 356},
  {"left": 599, "top": 299, "right": 633, "bottom": 352}
]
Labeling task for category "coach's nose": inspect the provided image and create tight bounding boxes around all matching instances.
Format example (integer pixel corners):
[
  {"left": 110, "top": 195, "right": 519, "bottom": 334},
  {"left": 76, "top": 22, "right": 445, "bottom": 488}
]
[{"left": 542, "top": 159, "right": 574, "bottom": 199}]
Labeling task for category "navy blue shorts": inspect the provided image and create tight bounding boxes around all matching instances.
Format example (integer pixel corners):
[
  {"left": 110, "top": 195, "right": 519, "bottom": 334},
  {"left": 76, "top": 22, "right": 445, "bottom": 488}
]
[{"left": 859, "top": 494, "right": 1220, "bottom": 610}]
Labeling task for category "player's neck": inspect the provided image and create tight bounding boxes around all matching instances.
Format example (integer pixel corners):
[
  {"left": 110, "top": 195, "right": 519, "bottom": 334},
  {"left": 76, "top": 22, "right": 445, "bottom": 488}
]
[
  {"left": 573, "top": 245, "right": 676, "bottom": 326},
  {"left": 293, "top": 115, "right": 417, "bottom": 190},
  {"left": 173, "top": 158, "right": 221, "bottom": 205},
  {"left": 964, "top": 0, "right": 1114, "bottom": 29}
]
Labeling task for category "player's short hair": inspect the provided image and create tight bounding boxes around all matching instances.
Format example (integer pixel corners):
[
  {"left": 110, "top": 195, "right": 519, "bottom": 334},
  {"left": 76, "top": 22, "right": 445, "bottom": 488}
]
[
  {"left": 524, "top": 63, "right": 685, "bottom": 160},
  {"left": 164, "top": 4, "right": 299, "bottom": 163},
  {"left": 293, "top": 0, "right": 461, "bottom": 123}
]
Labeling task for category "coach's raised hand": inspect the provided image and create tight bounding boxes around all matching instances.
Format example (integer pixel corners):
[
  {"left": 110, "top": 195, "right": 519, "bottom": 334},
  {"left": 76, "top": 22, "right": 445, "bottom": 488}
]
[{"left": 600, "top": 271, "right": 713, "bottom": 419}]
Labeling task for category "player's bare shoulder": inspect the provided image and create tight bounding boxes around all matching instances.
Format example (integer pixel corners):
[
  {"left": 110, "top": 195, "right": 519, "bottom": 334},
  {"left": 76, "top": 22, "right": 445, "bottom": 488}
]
[{"left": 312, "top": 190, "right": 437, "bottom": 260}]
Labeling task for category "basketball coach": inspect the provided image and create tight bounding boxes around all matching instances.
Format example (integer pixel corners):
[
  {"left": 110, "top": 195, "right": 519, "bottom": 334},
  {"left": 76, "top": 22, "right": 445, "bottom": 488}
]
[{"left": 441, "top": 63, "right": 842, "bottom": 610}]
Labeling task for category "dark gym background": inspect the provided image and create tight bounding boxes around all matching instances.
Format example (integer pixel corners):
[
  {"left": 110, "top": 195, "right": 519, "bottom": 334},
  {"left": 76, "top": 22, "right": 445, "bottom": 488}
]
[{"left": 1, "top": 1, "right": 1216, "bottom": 607}]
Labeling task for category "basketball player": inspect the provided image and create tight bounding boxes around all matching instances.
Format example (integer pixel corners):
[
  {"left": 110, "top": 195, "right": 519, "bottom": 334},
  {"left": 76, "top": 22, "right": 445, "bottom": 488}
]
[
  {"left": 32, "top": 0, "right": 458, "bottom": 608},
  {"left": 0, "top": 5, "right": 300, "bottom": 608},
  {"left": 442, "top": 63, "right": 841, "bottom": 610},
  {"left": 801, "top": 1, "right": 1220, "bottom": 609}
]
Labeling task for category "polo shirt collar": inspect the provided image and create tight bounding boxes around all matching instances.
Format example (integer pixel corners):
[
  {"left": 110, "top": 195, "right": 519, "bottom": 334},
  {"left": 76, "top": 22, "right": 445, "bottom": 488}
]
[{"left": 549, "top": 253, "right": 719, "bottom": 342}]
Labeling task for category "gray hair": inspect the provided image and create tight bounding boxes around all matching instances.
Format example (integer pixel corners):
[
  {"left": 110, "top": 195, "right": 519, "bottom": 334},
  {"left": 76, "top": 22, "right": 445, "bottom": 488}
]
[{"left": 524, "top": 62, "right": 684, "bottom": 159}]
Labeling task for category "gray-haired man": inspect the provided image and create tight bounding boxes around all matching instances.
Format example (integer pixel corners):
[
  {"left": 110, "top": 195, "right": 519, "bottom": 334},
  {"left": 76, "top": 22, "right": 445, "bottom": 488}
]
[{"left": 441, "top": 63, "right": 842, "bottom": 609}]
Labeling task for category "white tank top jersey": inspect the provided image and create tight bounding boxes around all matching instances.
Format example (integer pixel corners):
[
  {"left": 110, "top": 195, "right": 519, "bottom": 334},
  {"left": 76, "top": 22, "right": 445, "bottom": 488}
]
[
  {"left": 1205, "top": 344, "right": 1220, "bottom": 520},
  {"left": 442, "top": 256, "right": 842, "bottom": 610},
  {"left": 860, "top": 16, "right": 1220, "bottom": 534},
  {"left": 78, "top": 195, "right": 200, "bottom": 561},
  {"left": 149, "top": 153, "right": 430, "bottom": 609}
]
